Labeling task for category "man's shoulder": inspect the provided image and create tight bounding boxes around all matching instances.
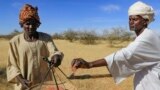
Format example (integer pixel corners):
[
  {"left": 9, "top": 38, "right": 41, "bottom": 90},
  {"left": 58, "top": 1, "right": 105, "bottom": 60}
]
[
  {"left": 39, "top": 32, "right": 51, "bottom": 37},
  {"left": 38, "top": 32, "right": 52, "bottom": 41},
  {"left": 136, "top": 28, "right": 160, "bottom": 42},
  {"left": 148, "top": 29, "right": 160, "bottom": 36},
  {"left": 9, "top": 33, "right": 23, "bottom": 43},
  {"left": 145, "top": 28, "right": 160, "bottom": 38}
]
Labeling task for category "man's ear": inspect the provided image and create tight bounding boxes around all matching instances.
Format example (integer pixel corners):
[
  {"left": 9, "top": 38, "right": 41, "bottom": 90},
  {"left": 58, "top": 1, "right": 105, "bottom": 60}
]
[
  {"left": 143, "top": 19, "right": 149, "bottom": 27},
  {"left": 145, "top": 19, "right": 149, "bottom": 25}
]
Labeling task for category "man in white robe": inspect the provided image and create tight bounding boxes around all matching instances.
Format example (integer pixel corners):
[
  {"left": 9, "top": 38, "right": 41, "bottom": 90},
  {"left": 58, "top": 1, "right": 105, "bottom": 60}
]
[
  {"left": 71, "top": 1, "right": 160, "bottom": 90},
  {"left": 7, "top": 4, "right": 63, "bottom": 90}
]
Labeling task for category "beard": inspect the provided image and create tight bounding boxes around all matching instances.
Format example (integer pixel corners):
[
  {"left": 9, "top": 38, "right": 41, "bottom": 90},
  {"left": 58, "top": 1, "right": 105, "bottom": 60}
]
[
  {"left": 24, "top": 28, "right": 37, "bottom": 35},
  {"left": 130, "top": 25, "right": 136, "bottom": 31},
  {"left": 28, "top": 30, "right": 37, "bottom": 35}
]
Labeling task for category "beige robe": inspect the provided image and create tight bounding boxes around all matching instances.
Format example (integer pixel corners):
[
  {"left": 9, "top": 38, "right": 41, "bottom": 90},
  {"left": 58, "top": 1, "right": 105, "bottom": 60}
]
[{"left": 7, "top": 32, "right": 63, "bottom": 90}]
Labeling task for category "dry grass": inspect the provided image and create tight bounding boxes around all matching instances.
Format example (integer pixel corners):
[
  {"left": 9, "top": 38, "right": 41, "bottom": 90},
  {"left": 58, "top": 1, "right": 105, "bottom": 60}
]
[
  {"left": 0, "top": 39, "right": 10, "bottom": 90},
  {"left": 0, "top": 39, "right": 133, "bottom": 90}
]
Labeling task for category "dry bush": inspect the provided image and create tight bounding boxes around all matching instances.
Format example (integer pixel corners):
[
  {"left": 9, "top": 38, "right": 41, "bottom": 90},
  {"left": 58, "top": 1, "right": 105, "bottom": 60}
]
[
  {"left": 60, "top": 29, "right": 99, "bottom": 45},
  {"left": 52, "top": 32, "right": 64, "bottom": 39},
  {"left": 0, "top": 29, "right": 21, "bottom": 40},
  {"left": 103, "top": 27, "right": 133, "bottom": 47},
  {"left": 78, "top": 30, "right": 98, "bottom": 45},
  {"left": 62, "top": 29, "right": 78, "bottom": 42}
]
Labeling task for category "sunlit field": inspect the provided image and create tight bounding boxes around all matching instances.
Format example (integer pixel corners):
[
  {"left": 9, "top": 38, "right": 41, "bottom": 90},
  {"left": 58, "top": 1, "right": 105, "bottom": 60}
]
[{"left": 0, "top": 39, "right": 133, "bottom": 90}]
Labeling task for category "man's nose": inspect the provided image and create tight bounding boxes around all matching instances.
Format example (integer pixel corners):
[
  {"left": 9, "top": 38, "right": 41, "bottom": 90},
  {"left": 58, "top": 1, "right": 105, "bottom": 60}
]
[{"left": 29, "top": 25, "right": 33, "bottom": 28}]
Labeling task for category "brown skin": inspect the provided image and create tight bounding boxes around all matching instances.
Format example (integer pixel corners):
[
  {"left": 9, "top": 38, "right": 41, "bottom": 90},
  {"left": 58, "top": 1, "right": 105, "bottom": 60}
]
[
  {"left": 16, "top": 74, "right": 31, "bottom": 89},
  {"left": 51, "top": 54, "right": 63, "bottom": 67},
  {"left": 71, "top": 58, "right": 107, "bottom": 69},
  {"left": 71, "top": 15, "right": 149, "bottom": 70},
  {"left": 129, "top": 15, "right": 149, "bottom": 36},
  {"left": 16, "top": 18, "right": 62, "bottom": 89},
  {"left": 22, "top": 18, "right": 40, "bottom": 42}
]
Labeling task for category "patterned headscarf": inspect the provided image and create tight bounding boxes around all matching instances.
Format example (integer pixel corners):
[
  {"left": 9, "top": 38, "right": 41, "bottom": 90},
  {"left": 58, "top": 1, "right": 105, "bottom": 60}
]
[
  {"left": 128, "top": 1, "right": 155, "bottom": 24},
  {"left": 19, "top": 4, "right": 41, "bottom": 24}
]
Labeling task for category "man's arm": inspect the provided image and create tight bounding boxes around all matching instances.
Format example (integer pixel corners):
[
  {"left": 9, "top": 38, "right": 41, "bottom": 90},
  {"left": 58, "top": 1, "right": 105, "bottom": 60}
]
[
  {"left": 46, "top": 34, "right": 64, "bottom": 67},
  {"left": 71, "top": 58, "right": 107, "bottom": 69},
  {"left": 89, "top": 58, "right": 108, "bottom": 68}
]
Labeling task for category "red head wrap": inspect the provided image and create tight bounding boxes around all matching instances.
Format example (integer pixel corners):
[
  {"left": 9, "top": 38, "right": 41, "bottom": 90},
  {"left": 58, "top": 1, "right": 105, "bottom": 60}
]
[{"left": 19, "top": 4, "right": 40, "bottom": 24}]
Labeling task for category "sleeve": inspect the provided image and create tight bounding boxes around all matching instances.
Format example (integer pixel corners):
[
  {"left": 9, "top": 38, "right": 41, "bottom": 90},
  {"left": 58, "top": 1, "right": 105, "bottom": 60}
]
[
  {"left": 46, "top": 36, "right": 64, "bottom": 60},
  {"left": 6, "top": 42, "right": 21, "bottom": 83},
  {"left": 104, "top": 41, "right": 160, "bottom": 84}
]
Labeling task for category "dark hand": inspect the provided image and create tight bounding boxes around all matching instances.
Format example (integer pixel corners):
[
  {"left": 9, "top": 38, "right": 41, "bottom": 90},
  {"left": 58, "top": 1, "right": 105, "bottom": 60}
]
[
  {"left": 21, "top": 79, "right": 31, "bottom": 90},
  {"left": 71, "top": 58, "right": 91, "bottom": 71},
  {"left": 16, "top": 75, "right": 31, "bottom": 89},
  {"left": 51, "top": 54, "right": 62, "bottom": 67}
]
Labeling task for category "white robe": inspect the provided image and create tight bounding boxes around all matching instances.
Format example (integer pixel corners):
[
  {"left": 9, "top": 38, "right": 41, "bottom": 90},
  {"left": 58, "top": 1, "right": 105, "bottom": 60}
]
[{"left": 105, "top": 28, "right": 160, "bottom": 90}]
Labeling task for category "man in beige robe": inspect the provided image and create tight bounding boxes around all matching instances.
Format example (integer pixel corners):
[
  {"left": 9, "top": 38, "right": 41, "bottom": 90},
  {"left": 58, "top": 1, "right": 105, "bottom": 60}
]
[{"left": 7, "top": 4, "right": 63, "bottom": 90}]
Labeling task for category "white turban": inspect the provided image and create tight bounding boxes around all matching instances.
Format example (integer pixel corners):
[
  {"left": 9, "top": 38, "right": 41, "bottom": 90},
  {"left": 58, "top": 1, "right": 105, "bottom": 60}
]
[{"left": 128, "top": 1, "right": 155, "bottom": 24}]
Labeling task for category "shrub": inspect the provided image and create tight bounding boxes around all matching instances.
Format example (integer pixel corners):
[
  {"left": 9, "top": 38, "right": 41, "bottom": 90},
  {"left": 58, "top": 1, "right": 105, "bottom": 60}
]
[
  {"left": 62, "top": 29, "right": 78, "bottom": 42},
  {"left": 0, "top": 29, "right": 21, "bottom": 40},
  {"left": 78, "top": 30, "right": 98, "bottom": 45},
  {"left": 52, "top": 33, "right": 63, "bottom": 39},
  {"left": 103, "top": 27, "right": 133, "bottom": 47}
]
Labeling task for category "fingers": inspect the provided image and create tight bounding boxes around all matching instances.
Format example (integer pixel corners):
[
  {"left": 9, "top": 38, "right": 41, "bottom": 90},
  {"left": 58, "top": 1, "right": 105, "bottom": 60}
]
[
  {"left": 51, "top": 55, "right": 62, "bottom": 67},
  {"left": 71, "top": 58, "right": 82, "bottom": 67},
  {"left": 25, "top": 80, "right": 32, "bottom": 86},
  {"left": 71, "top": 59, "right": 76, "bottom": 67},
  {"left": 71, "top": 58, "right": 81, "bottom": 72},
  {"left": 21, "top": 80, "right": 31, "bottom": 89},
  {"left": 22, "top": 84, "right": 29, "bottom": 90},
  {"left": 71, "top": 58, "right": 88, "bottom": 69}
]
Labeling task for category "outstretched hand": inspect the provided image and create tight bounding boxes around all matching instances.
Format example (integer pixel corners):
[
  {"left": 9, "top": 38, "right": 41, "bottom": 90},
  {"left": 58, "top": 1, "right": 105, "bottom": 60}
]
[{"left": 71, "top": 58, "right": 91, "bottom": 72}]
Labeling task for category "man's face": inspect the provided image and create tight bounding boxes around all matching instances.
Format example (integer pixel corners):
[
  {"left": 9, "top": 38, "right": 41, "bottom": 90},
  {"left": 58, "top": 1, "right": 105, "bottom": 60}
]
[
  {"left": 22, "top": 19, "right": 39, "bottom": 35},
  {"left": 129, "top": 15, "right": 146, "bottom": 31}
]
